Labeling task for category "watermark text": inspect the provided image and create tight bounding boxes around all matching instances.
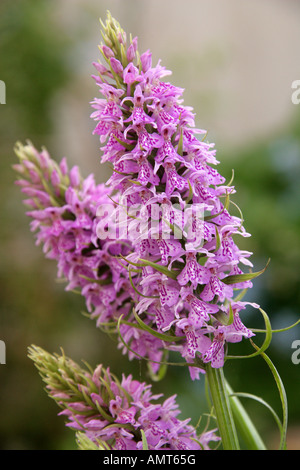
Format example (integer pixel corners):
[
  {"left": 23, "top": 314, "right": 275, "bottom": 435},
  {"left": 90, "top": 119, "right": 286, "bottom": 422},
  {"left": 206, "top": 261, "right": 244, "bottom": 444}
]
[
  {"left": 0, "top": 80, "right": 6, "bottom": 104},
  {"left": 96, "top": 201, "right": 206, "bottom": 249},
  {"left": 0, "top": 340, "right": 6, "bottom": 364},
  {"left": 291, "top": 80, "right": 300, "bottom": 105},
  {"left": 291, "top": 340, "right": 300, "bottom": 365}
]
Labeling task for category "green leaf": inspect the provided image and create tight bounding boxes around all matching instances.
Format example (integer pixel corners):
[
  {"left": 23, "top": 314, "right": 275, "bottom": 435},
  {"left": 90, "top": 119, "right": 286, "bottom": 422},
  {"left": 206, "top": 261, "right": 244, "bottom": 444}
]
[
  {"left": 116, "top": 315, "right": 193, "bottom": 368},
  {"left": 132, "top": 309, "right": 182, "bottom": 343},
  {"left": 141, "top": 430, "right": 149, "bottom": 450},
  {"left": 214, "top": 303, "right": 233, "bottom": 326},
  {"left": 114, "top": 135, "right": 135, "bottom": 151},
  {"left": 177, "top": 128, "right": 184, "bottom": 156},
  {"left": 94, "top": 402, "right": 114, "bottom": 423},
  {"left": 119, "top": 254, "right": 179, "bottom": 281},
  {"left": 229, "top": 199, "right": 244, "bottom": 227},
  {"left": 233, "top": 288, "right": 248, "bottom": 302},
  {"left": 252, "top": 350, "right": 288, "bottom": 450},
  {"left": 127, "top": 178, "right": 142, "bottom": 186},
  {"left": 226, "top": 383, "right": 266, "bottom": 450},
  {"left": 223, "top": 189, "right": 230, "bottom": 211},
  {"left": 251, "top": 317, "right": 300, "bottom": 335},
  {"left": 185, "top": 179, "right": 194, "bottom": 204},
  {"left": 204, "top": 190, "right": 230, "bottom": 221},
  {"left": 138, "top": 258, "right": 179, "bottom": 280},
  {"left": 222, "top": 259, "right": 270, "bottom": 285},
  {"left": 230, "top": 391, "right": 282, "bottom": 439},
  {"left": 214, "top": 225, "right": 221, "bottom": 252},
  {"left": 227, "top": 169, "right": 235, "bottom": 187}
]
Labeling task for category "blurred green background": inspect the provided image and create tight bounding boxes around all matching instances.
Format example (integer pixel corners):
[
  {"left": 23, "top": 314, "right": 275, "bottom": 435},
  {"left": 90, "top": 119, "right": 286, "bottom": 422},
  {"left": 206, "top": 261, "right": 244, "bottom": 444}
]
[{"left": 0, "top": 0, "right": 299, "bottom": 450}]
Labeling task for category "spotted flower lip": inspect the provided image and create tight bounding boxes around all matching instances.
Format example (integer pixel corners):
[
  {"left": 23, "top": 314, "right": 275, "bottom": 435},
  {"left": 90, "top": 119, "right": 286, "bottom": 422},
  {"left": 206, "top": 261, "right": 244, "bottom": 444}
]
[
  {"left": 139, "top": 272, "right": 179, "bottom": 308},
  {"left": 177, "top": 251, "right": 211, "bottom": 288}
]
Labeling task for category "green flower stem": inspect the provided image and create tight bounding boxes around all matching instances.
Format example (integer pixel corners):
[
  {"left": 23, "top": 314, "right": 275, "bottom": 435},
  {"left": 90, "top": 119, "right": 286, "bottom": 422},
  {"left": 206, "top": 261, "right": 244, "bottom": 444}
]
[{"left": 205, "top": 365, "right": 240, "bottom": 450}]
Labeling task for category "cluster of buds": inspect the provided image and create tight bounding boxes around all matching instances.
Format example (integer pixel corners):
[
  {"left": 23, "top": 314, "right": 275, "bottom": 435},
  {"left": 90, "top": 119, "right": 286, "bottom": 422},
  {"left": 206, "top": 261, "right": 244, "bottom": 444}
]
[{"left": 28, "top": 345, "right": 220, "bottom": 450}]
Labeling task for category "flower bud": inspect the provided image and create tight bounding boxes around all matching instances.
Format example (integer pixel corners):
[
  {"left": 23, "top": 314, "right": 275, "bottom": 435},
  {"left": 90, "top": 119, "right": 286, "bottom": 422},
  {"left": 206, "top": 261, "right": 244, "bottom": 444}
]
[
  {"left": 140, "top": 50, "right": 152, "bottom": 72},
  {"left": 126, "top": 43, "right": 136, "bottom": 62},
  {"left": 110, "top": 57, "right": 124, "bottom": 76},
  {"left": 93, "top": 61, "right": 109, "bottom": 74},
  {"left": 101, "top": 45, "right": 114, "bottom": 59},
  {"left": 117, "top": 31, "right": 126, "bottom": 45}
]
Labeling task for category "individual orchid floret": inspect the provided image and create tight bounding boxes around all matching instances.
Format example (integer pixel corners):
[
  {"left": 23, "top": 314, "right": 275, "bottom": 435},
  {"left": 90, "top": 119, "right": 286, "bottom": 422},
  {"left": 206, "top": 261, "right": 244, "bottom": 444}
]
[{"left": 28, "top": 345, "right": 220, "bottom": 450}]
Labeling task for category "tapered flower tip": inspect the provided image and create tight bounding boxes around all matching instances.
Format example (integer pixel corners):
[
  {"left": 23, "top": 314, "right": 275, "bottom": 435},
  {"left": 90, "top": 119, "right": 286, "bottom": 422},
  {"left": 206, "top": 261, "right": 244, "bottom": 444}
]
[
  {"left": 28, "top": 344, "right": 54, "bottom": 366},
  {"left": 99, "top": 11, "right": 127, "bottom": 55},
  {"left": 28, "top": 345, "right": 67, "bottom": 378}
]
